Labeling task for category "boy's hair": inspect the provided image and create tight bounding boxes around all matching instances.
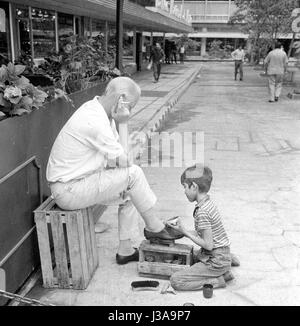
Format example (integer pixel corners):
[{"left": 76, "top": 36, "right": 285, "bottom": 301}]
[{"left": 181, "top": 164, "right": 213, "bottom": 193}]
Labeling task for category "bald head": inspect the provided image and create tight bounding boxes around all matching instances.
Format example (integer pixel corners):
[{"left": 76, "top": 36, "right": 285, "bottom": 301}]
[{"left": 105, "top": 77, "right": 141, "bottom": 108}]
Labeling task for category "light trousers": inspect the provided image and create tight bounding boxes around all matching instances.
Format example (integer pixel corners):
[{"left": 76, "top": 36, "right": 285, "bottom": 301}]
[
  {"left": 50, "top": 165, "right": 156, "bottom": 241},
  {"left": 268, "top": 74, "right": 284, "bottom": 101},
  {"left": 170, "top": 246, "right": 231, "bottom": 291}
]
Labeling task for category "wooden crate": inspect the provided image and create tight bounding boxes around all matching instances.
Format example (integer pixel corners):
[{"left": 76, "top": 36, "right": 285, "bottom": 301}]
[
  {"left": 34, "top": 197, "right": 98, "bottom": 290},
  {"left": 138, "top": 240, "right": 193, "bottom": 279}
]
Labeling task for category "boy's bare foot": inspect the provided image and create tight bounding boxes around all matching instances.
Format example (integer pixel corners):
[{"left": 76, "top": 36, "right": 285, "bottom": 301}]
[{"left": 223, "top": 271, "right": 235, "bottom": 282}]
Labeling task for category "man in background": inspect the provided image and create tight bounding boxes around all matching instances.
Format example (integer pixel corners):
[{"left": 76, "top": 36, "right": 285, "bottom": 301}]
[
  {"left": 149, "top": 43, "right": 165, "bottom": 83},
  {"left": 264, "top": 41, "right": 288, "bottom": 103},
  {"left": 231, "top": 45, "right": 245, "bottom": 81}
]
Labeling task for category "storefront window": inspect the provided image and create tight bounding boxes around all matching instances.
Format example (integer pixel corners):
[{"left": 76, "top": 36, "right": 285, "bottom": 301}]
[
  {"left": 16, "top": 6, "right": 31, "bottom": 57},
  {"left": 31, "top": 7, "right": 55, "bottom": 58},
  {"left": 58, "top": 12, "right": 73, "bottom": 50},
  {"left": 84, "top": 16, "right": 91, "bottom": 37},
  {"left": 0, "top": 1, "right": 11, "bottom": 64},
  {"left": 123, "top": 27, "right": 133, "bottom": 58},
  {"left": 92, "top": 19, "right": 105, "bottom": 38}
]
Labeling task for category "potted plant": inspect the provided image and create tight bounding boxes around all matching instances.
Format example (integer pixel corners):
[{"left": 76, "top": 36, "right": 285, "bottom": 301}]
[{"left": 0, "top": 63, "right": 48, "bottom": 120}]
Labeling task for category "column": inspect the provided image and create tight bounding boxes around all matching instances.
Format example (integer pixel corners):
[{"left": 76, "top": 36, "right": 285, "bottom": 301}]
[
  {"left": 116, "top": 0, "right": 124, "bottom": 69},
  {"left": 133, "top": 27, "right": 137, "bottom": 63},
  {"left": 201, "top": 38, "right": 207, "bottom": 56},
  {"left": 201, "top": 27, "right": 207, "bottom": 56},
  {"left": 104, "top": 21, "right": 109, "bottom": 56}
]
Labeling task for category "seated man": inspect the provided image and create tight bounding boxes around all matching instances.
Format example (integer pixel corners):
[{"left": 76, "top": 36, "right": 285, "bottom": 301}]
[{"left": 46, "top": 77, "right": 182, "bottom": 265}]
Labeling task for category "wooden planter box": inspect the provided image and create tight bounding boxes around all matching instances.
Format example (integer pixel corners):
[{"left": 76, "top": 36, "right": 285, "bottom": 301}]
[{"left": 0, "top": 82, "right": 107, "bottom": 304}]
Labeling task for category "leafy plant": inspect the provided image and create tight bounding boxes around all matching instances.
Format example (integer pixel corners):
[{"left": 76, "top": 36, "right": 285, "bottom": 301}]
[
  {"left": 34, "top": 34, "right": 119, "bottom": 94},
  {"left": 0, "top": 63, "right": 48, "bottom": 118}
]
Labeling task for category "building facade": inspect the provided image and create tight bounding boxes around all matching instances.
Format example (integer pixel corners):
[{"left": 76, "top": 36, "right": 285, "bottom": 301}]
[
  {"left": 0, "top": 0, "right": 192, "bottom": 67},
  {"left": 174, "top": 0, "right": 246, "bottom": 55}
]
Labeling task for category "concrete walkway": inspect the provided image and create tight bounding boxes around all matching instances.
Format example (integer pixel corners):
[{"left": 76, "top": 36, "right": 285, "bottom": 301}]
[{"left": 25, "top": 62, "right": 300, "bottom": 306}]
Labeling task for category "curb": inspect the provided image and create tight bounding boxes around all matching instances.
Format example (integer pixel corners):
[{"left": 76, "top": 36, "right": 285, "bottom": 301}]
[{"left": 138, "top": 65, "right": 203, "bottom": 138}]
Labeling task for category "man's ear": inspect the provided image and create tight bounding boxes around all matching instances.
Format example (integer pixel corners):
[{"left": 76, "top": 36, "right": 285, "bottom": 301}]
[{"left": 191, "top": 182, "right": 198, "bottom": 190}]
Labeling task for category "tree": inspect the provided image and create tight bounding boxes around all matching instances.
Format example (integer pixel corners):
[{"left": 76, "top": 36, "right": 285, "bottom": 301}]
[{"left": 229, "top": 0, "right": 298, "bottom": 63}]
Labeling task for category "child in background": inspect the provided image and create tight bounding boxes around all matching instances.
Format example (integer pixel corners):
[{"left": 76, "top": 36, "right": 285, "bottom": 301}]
[{"left": 168, "top": 164, "right": 239, "bottom": 291}]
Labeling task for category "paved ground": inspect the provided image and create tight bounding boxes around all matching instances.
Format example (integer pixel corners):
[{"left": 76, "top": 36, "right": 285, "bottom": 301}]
[{"left": 26, "top": 62, "right": 300, "bottom": 306}]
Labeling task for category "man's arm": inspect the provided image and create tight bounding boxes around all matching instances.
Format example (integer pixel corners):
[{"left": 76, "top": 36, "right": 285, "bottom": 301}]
[
  {"left": 231, "top": 50, "right": 237, "bottom": 60},
  {"left": 107, "top": 152, "right": 133, "bottom": 168},
  {"left": 167, "top": 218, "right": 214, "bottom": 251},
  {"left": 264, "top": 54, "right": 270, "bottom": 73}
]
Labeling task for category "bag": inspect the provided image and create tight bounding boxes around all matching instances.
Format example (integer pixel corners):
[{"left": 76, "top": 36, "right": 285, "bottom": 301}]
[{"left": 147, "top": 61, "right": 153, "bottom": 70}]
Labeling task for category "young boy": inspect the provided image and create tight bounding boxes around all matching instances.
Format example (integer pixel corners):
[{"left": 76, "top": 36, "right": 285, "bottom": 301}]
[{"left": 168, "top": 164, "right": 239, "bottom": 291}]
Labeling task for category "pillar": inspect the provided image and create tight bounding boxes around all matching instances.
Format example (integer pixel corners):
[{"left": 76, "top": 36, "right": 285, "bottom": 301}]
[
  {"left": 201, "top": 38, "right": 207, "bottom": 56},
  {"left": 104, "top": 21, "right": 109, "bottom": 56},
  {"left": 116, "top": 0, "right": 124, "bottom": 70},
  {"left": 133, "top": 27, "right": 137, "bottom": 63},
  {"left": 201, "top": 27, "right": 207, "bottom": 56}
]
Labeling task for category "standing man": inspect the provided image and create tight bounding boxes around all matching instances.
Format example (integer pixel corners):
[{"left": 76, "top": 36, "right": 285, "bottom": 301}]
[
  {"left": 231, "top": 45, "right": 245, "bottom": 81},
  {"left": 179, "top": 45, "right": 185, "bottom": 64},
  {"left": 264, "top": 42, "right": 288, "bottom": 103},
  {"left": 149, "top": 42, "right": 165, "bottom": 83}
]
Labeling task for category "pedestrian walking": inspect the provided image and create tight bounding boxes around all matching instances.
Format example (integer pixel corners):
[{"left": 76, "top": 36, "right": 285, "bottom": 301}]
[
  {"left": 149, "top": 42, "right": 165, "bottom": 83},
  {"left": 179, "top": 45, "right": 185, "bottom": 64},
  {"left": 231, "top": 45, "right": 245, "bottom": 81},
  {"left": 264, "top": 42, "right": 288, "bottom": 103}
]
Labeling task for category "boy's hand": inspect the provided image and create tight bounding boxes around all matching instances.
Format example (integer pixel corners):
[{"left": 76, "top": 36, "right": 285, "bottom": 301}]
[{"left": 166, "top": 218, "right": 187, "bottom": 236}]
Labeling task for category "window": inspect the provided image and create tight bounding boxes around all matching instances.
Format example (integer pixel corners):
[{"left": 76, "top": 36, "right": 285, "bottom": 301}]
[
  {"left": 31, "top": 7, "right": 56, "bottom": 58},
  {"left": 0, "top": 1, "right": 11, "bottom": 63},
  {"left": 16, "top": 6, "right": 31, "bottom": 57},
  {"left": 58, "top": 12, "right": 73, "bottom": 50},
  {"left": 92, "top": 19, "right": 105, "bottom": 38}
]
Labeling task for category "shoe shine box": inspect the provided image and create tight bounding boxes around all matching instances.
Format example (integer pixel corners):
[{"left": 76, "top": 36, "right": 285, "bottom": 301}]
[{"left": 138, "top": 240, "right": 193, "bottom": 279}]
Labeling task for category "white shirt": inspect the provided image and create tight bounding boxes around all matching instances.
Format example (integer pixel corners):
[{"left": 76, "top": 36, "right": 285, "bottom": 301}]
[
  {"left": 180, "top": 46, "right": 185, "bottom": 54},
  {"left": 231, "top": 49, "right": 245, "bottom": 61},
  {"left": 46, "top": 97, "right": 124, "bottom": 183}
]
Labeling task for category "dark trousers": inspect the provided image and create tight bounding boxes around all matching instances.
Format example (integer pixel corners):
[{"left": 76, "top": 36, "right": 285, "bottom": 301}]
[
  {"left": 153, "top": 62, "right": 161, "bottom": 81},
  {"left": 234, "top": 60, "right": 243, "bottom": 80},
  {"left": 180, "top": 53, "right": 184, "bottom": 63},
  {"left": 171, "top": 52, "right": 177, "bottom": 64}
]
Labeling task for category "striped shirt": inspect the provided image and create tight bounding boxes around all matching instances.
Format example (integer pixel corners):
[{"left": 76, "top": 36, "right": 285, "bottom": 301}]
[{"left": 193, "top": 195, "right": 230, "bottom": 249}]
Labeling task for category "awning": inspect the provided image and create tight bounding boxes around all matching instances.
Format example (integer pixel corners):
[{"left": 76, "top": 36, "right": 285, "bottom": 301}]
[
  {"left": 8, "top": 0, "right": 193, "bottom": 33},
  {"left": 190, "top": 32, "right": 248, "bottom": 39}
]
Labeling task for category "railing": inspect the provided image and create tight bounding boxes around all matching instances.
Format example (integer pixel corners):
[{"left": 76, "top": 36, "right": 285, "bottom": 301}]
[{"left": 191, "top": 14, "right": 229, "bottom": 23}]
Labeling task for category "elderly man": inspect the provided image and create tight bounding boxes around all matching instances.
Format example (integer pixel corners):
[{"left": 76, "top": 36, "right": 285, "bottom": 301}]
[
  {"left": 264, "top": 42, "right": 288, "bottom": 103},
  {"left": 46, "top": 77, "right": 182, "bottom": 265}
]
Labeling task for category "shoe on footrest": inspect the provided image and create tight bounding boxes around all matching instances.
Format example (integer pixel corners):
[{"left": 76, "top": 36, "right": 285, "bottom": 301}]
[
  {"left": 116, "top": 249, "right": 139, "bottom": 265},
  {"left": 144, "top": 226, "right": 184, "bottom": 241}
]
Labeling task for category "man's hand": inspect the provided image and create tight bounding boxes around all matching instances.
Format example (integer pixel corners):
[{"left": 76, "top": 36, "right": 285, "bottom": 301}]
[{"left": 107, "top": 152, "right": 133, "bottom": 168}]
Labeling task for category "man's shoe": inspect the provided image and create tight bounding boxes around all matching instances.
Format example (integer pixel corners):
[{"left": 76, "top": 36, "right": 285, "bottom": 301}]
[
  {"left": 144, "top": 226, "right": 184, "bottom": 242},
  {"left": 275, "top": 97, "right": 279, "bottom": 102},
  {"left": 116, "top": 249, "right": 139, "bottom": 265},
  {"left": 268, "top": 100, "right": 275, "bottom": 103}
]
